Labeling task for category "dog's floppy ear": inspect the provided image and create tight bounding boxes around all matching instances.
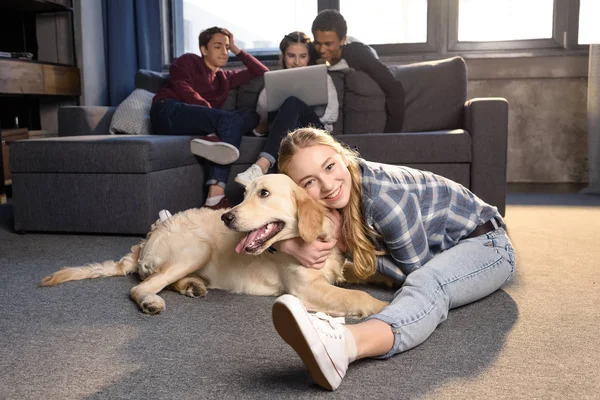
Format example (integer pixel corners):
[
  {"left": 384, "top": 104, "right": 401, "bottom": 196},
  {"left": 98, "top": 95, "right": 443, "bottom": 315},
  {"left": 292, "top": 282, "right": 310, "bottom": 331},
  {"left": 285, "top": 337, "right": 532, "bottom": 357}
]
[{"left": 294, "top": 187, "right": 325, "bottom": 243}]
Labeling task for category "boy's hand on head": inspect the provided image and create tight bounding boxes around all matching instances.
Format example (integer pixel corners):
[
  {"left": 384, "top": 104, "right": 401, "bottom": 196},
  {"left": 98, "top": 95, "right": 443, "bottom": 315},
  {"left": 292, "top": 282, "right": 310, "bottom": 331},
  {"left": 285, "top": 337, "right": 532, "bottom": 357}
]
[
  {"left": 223, "top": 29, "right": 241, "bottom": 55},
  {"left": 276, "top": 237, "right": 337, "bottom": 270}
]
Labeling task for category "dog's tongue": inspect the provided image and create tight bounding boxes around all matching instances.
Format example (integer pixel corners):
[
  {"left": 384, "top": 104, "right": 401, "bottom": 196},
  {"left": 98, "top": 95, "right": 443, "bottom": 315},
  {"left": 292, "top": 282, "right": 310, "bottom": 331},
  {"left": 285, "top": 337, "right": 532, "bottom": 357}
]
[{"left": 235, "top": 228, "right": 264, "bottom": 254}]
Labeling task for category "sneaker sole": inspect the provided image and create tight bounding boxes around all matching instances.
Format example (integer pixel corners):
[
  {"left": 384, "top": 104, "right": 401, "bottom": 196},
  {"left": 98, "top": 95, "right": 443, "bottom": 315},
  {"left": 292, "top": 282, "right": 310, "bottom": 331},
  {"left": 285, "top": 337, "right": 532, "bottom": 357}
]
[
  {"left": 190, "top": 139, "right": 239, "bottom": 165},
  {"left": 272, "top": 297, "right": 342, "bottom": 390}
]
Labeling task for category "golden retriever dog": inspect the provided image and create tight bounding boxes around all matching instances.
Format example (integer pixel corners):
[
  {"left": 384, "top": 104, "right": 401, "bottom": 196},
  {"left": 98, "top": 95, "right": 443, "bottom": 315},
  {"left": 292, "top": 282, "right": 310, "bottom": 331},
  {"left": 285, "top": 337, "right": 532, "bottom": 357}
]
[{"left": 40, "top": 174, "right": 389, "bottom": 318}]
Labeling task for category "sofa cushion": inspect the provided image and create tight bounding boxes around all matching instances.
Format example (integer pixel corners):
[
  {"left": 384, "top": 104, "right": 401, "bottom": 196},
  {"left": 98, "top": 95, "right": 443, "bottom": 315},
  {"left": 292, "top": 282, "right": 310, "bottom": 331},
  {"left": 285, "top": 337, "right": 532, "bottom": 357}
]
[
  {"left": 221, "top": 88, "right": 238, "bottom": 111},
  {"left": 10, "top": 135, "right": 202, "bottom": 174},
  {"left": 236, "top": 76, "right": 264, "bottom": 111},
  {"left": 335, "top": 129, "right": 472, "bottom": 164},
  {"left": 58, "top": 106, "right": 116, "bottom": 136},
  {"left": 329, "top": 71, "right": 345, "bottom": 135},
  {"left": 135, "top": 70, "right": 168, "bottom": 94},
  {"left": 109, "top": 89, "right": 154, "bottom": 135},
  {"left": 390, "top": 56, "right": 467, "bottom": 133},
  {"left": 342, "top": 70, "right": 387, "bottom": 134}
]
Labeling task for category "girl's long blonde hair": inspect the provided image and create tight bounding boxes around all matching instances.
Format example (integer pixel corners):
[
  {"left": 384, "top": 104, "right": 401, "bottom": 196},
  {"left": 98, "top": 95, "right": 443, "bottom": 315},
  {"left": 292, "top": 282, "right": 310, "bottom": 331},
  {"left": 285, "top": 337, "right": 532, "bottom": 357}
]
[{"left": 278, "top": 127, "right": 382, "bottom": 279}]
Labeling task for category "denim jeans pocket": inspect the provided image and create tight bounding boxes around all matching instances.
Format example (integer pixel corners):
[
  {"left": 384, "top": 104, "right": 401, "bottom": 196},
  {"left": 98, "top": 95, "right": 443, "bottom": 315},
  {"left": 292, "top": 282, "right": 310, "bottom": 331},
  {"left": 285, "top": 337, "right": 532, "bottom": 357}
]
[
  {"left": 495, "top": 233, "right": 516, "bottom": 285},
  {"left": 479, "top": 229, "right": 516, "bottom": 285}
]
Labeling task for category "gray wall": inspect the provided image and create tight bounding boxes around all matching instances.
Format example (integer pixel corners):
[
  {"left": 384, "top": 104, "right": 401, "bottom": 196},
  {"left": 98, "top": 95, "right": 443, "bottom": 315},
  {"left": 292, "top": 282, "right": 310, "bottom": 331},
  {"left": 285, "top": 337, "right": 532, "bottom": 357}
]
[
  {"left": 466, "top": 56, "right": 589, "bottom": 183},
  {"left": 469, "top": 77, "right": 588, "bottom": 183},
  {"left": 74, "top": 0, "right": 107, "bottom": 106}
]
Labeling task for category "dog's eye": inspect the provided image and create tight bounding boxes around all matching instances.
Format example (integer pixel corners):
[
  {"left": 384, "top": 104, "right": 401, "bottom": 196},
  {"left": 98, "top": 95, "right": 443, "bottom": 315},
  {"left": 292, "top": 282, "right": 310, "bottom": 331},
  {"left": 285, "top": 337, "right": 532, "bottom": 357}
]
[{"left": 259, "top": 189, "right": 270, "bottom": 198}]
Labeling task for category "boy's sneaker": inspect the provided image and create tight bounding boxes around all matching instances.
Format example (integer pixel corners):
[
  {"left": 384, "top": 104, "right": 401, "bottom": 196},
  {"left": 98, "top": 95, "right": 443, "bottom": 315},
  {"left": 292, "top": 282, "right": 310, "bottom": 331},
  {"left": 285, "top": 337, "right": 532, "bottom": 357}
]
[
  {"left": 252, "top": 128, "right": 267, "bottom": 137},
  {"left": 234, "top": 164, "right": 264, "bottom": 187},
  {"left": 272, "top": 294, "right": 349, "bottom": 391},
  {"left": 158, "top": 209, "right": 172, "bottom": 222},
  {"left": 190, "top": 135, "right": 239, "bottom": 165}
]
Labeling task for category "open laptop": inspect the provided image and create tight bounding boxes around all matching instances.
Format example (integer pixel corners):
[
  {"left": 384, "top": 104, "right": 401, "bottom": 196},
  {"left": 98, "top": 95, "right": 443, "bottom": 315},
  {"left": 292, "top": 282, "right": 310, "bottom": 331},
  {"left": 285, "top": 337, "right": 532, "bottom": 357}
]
[{"left": 264, "top": 64, "right": 329, "bottom": 112}]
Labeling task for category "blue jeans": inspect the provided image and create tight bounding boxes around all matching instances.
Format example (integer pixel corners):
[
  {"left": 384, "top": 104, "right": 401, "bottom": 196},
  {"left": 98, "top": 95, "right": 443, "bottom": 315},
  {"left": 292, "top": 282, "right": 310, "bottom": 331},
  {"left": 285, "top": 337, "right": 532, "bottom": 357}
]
[
  {"left": 150, "top": 98, "right": 259, "bottom": 186},
  {"left": 366, "top": 228, "right": 516, "bottom": 358},
  {"left": 260, "top": 96, "right": 323, "bottom": 169}
]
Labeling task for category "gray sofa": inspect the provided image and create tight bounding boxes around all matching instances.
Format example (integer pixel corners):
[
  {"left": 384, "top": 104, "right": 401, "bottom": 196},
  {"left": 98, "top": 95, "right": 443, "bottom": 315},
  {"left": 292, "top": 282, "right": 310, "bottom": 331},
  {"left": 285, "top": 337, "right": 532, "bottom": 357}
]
[{"left": 10, "top": 56, "right": 508, "bottom": 235}]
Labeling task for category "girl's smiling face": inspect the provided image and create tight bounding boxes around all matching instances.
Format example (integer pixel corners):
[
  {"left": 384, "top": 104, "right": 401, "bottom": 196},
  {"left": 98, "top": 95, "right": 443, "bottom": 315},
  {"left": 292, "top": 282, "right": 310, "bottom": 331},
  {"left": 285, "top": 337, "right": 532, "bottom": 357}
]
[
  {"left": 283, "top": 43, "right": 310, "bottom": 69},
  {"left": 286, "top": 144, "right": 352, "bottom": 209}
]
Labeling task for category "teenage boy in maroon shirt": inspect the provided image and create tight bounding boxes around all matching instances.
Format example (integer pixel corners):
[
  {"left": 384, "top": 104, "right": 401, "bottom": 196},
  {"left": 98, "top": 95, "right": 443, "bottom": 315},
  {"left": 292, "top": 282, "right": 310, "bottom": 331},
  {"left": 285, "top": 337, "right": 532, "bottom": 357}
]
[{"left": 151, "top": 27, "right": 268, "bottom": 209}]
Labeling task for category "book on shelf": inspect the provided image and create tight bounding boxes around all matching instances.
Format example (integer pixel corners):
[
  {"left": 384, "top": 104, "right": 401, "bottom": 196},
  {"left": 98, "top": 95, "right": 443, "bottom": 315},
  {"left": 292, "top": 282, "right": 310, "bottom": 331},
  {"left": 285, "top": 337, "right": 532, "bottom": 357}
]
[{"left": 0, "top": 51, "right": 34, "bottom": 60}]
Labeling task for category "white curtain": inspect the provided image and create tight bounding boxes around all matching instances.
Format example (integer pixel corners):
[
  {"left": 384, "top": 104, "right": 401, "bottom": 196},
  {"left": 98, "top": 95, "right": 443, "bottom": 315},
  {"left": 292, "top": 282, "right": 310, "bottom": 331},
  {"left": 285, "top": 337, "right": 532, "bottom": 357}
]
[{"left": 583, "top": 44, "right": 600, "bottom": 194}]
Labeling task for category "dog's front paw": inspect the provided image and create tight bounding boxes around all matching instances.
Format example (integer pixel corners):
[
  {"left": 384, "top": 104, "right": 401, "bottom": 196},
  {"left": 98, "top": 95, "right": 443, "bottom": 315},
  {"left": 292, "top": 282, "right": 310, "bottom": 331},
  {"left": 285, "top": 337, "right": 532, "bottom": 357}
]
[{"left": 140, "top": 294, "right": 166, "bottom": 314}]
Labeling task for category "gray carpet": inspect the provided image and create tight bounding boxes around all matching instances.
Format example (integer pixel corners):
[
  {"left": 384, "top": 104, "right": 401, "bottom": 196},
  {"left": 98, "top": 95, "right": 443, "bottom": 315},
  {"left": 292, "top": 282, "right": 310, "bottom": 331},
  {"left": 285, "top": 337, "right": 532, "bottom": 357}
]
[{"left": 1, "top": 191, "right": 599, "bottom": 399}]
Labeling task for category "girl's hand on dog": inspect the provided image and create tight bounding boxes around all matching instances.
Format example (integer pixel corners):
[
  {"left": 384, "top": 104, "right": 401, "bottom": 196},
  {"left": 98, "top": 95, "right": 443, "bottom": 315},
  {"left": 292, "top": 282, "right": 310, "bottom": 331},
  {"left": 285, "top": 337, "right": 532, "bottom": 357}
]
[
  {"left": 276, "top": 237, "right": 337, "bottom": 270},
  {"left": 276, "top": 209, "right": 345, "bottom": 269},
  {"left": 325, "top": 209, "right": 347, "bottom": 253}
]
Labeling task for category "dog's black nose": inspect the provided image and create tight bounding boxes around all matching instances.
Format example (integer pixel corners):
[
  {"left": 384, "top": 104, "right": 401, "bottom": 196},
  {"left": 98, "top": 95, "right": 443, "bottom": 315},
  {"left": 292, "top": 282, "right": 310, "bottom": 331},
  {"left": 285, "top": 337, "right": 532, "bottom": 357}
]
[{"left": 221, "top": 212, "right": 235, "bottom": 227}]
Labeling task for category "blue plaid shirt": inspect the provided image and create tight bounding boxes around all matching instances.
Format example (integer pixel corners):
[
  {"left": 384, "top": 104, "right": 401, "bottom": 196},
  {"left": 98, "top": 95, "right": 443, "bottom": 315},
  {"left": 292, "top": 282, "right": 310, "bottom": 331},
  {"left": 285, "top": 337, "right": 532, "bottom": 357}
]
[{"left": 358, "top": 160, "right": 502, "bottom": 283}]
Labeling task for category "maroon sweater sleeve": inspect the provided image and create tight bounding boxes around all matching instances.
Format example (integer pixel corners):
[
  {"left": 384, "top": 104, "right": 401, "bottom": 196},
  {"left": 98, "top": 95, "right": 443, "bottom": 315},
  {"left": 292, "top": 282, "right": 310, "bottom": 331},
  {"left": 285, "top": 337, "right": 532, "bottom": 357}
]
[
  {"left": 223, "top": 50, "right": 269, "bottom": 89},
  {"left": 168, "top": 54, "right": 211, "bottom": 107}
]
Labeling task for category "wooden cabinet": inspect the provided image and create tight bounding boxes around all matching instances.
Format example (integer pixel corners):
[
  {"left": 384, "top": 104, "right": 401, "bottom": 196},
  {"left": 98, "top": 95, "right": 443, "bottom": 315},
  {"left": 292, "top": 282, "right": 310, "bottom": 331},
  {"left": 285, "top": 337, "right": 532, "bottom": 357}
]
[
  {"left": 42, "top": 63, "right": 81, "bottom": 96},
  {"left": 0, "top": 59, "right": 80, "bottom": 96}
]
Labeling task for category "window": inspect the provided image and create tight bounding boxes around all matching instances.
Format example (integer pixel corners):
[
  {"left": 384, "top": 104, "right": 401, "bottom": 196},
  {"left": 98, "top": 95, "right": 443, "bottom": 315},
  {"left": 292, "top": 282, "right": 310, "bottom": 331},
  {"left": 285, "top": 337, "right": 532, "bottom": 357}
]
[
  {"left": 180, "top": 0, "right": 317, "bottom": 57},
  {"left": 340, "top": 0, "right": 427, "bottom": 45},
  {"left": 579, "top": 0, "right": 600, "bottom": 45},
  {"left": 448, "top": 0, "right": 567, "bottom": 51},
  {"left": 457, "top": 0, "right": 554, "bottom": 42},
  {"left": 166, "top": 0, "right": 592, "bottom": 63}
]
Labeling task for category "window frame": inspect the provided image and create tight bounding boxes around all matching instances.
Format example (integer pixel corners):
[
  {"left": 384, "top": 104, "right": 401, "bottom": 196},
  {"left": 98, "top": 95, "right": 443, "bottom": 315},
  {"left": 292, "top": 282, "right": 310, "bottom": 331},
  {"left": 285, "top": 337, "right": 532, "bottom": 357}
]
[
  {"left": 369, "top": 0, "right": 441, "bottom": 56},
  {"left": 165, "top": 0, "right": 589, "bottom": 66},
  {"left": 447, "top": 0, "right": 585, "bottom": 52}
]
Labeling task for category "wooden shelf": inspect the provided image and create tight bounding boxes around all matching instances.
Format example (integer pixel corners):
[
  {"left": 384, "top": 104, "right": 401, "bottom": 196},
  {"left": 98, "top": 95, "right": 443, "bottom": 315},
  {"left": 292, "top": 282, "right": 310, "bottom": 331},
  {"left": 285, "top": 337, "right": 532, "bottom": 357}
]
[{"left": 0, "top": 58, "right": 80, "bottom": 96}]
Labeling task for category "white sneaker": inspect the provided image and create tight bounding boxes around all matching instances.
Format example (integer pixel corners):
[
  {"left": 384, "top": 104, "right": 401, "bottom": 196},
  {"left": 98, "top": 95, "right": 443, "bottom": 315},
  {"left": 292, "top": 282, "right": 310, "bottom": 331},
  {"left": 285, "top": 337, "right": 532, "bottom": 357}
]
[
  {"left": 234, "top": 164, "right": 264, "bottom": 187},
  {"left": 190, "top": 136, "right": 240, "bottom": 165},
  {"left": 252, "top": 128, "right": 267, "bottom": 137},
  {"left": 158, "top": 209, "right": 172, "bottom": 222},
  {"left": 272, "top": 294, "right": 349, "bottom": 391}
]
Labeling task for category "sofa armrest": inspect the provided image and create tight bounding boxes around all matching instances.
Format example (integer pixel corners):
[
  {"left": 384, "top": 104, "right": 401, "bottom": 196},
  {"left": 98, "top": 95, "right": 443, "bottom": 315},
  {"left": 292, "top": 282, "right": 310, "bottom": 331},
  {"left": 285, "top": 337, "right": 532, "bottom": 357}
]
[
  {"left": 464, "top": 97, "right": 509, "bottom": 216},
  {"left": 58, "top": 106, "right": 117, "bottom": 137}
]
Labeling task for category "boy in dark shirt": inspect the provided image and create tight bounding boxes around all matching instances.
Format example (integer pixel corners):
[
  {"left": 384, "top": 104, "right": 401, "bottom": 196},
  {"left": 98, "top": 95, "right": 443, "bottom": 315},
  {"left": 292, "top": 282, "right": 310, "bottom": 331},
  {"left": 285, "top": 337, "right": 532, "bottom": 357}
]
[
  {"left": 311, "top": 10, "right": 405, "bottom": 133},
  {"left": 151, "top": 27, "right": 268, "bottom": 209}
]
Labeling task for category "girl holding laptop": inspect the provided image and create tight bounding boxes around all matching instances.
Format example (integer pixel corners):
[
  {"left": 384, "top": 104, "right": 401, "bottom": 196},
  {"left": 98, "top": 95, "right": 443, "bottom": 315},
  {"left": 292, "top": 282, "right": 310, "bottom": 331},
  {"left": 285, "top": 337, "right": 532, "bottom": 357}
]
[{"left": 234, "top": 31, "right": 339, "bottom": 187}]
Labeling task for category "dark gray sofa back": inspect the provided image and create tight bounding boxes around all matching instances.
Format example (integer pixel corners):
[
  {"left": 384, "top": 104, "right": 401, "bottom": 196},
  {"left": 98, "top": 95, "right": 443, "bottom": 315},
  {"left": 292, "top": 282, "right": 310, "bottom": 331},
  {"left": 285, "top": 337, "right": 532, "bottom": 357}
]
[
  {"left": 134, "top": 55, "right": 467, "bottom": 134},
  {"left": 135, "top": 70, "right": 168, "bottom": 94},
  {"left": 391, "top": 56, "right": 467, "bottom": 133}
]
